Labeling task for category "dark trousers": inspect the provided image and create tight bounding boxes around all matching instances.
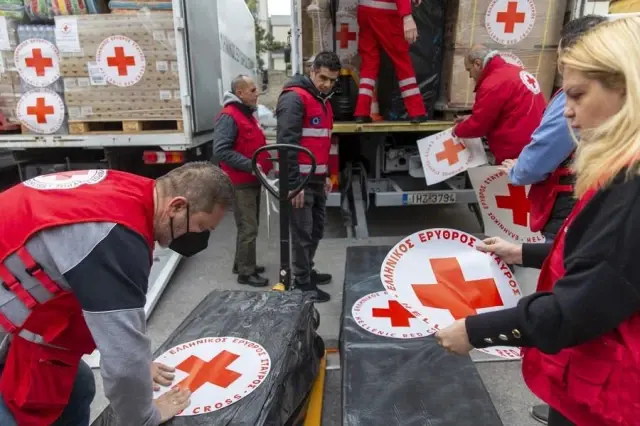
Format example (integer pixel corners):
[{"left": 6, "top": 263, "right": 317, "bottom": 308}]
[
  {"left": 549, "top": 407, "right": 575, "bottom": 426},
  {"left": 290, "top": 183, "right": 326, "bottom": 286},
  {"left": 233, "top": 186, "right": 261, "bottom": 275}
]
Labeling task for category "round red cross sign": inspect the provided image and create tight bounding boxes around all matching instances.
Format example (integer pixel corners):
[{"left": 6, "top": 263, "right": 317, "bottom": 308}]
[
  {"left": 23, "top": 170, "right": 108, "bottom": 190},
  {"left": 380, "top": 228, "right": 524, "bottom": 359},
  {"left": 153, "top": 337, "right": 271, "bottom": 416},
  {"left": 14, "top": 39, "right": 61, "bottom": 87},
  {"left": 17, "top": 90, "right": 65, "bottom": 134},
  {"left": 352, "top": 291, "right": 431, "bottom": 339},
  {"left": 96, "top": 35, "right": 146, "bottom": 87},
  {"left": 485, "top": 0, "right": 536, "bottom": 46},
  {"left": 520, "top": 70, "right": 541, "bottom": 94}
]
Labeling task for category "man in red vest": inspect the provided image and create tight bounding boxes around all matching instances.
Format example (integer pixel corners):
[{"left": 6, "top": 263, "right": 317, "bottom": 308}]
[
  {"left": 214, "top": 74, "right": 271, "bottom": 288},
  {"left": 453, "top": 44, "right": 546, "bottom": 165},
  {"left": 0, "top": 163, "right": 233, "bottom": 426},
  {"left": 275, "top": 52, "right": 341, "bottom": 303}
]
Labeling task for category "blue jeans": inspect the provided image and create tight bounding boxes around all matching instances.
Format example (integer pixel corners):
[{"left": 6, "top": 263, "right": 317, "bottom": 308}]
[{"left": 0, "top": 359, "right": 95, "bottom": 426}]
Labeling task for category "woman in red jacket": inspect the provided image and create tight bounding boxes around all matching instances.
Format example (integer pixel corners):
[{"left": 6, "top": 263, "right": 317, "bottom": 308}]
[{"left": 436, "top": 17, "right": 640, "bottom": 426}]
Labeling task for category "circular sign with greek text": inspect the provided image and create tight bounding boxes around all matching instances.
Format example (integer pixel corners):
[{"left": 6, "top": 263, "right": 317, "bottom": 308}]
[
  {"left": 485, "top": 0, "right": 536, "bottom": 46},
  {"left": 17, "top": 90, "right": 65, "bottom": 134},
  {"left": 23, "top": 169, "right": 108, "bottom": 190},
  {"left": 14, "top": 39, "right": 61, "bottom": 87},
  {"left": 380, "top": 228, "right": 523, "bottom": 359},
  {"left": 153, "top": 337, "right": 271, "bottom": 416},
  {"left": 352, "top": 291, "right": 432, "bottom": 339},
  {"left": 96, "top": 35, "right": 146, "bottom": 87}
]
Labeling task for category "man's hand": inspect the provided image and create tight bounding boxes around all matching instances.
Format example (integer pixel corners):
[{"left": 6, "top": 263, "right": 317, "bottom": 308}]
[
  {"left": 476, "top": 237, "right": 523, "bottom": 264},
  {"left": 498, "top": 159, "right": 517, "bottom": 175},
  {"left": 151, "top": 362, "right": 175, "bottom": 391},
  {"left": 403, "top": 15, "right": 418, "bottom": 44},
  {"left": 155, "top": 387, "right": 191, "bottom": 423},
  {"left": 290, "top": 189, "right": 305, "bottom": 208},
  {"left": 454, "top": 114, "right": 470, "bottom": 124},
  {"left": 435, "top": 319, "right": 474, "bottom": 355},
  {"left": 324, "top": 177, "right": 333, "bottom": 196}
]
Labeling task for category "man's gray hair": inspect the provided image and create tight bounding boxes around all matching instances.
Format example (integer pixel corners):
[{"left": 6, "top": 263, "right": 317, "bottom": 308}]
[
  {"left": 157, "top": 162, "right": 234, "bottom": 213},
  {"left": 467, "top": 45, "right": 493, "bottom": 63},
  {"left": 231, "top": 74, "right": 249, "bottom": 95}
]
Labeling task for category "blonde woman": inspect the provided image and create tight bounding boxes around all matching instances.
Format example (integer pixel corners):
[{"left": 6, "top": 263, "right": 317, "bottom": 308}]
[{"left": 435, "top": 17, "right": 640, "bottom": 426}]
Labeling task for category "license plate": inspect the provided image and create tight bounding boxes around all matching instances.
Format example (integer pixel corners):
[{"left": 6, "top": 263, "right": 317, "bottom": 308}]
[{"left": 404, "top": 192, "right": 457, "bottom": 205}]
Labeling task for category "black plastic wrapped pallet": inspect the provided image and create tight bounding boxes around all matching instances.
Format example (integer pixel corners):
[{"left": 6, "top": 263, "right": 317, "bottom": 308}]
[
  {"left": 377, "top": 0, "right": 446, "bottom": 120},
  {"left": 340, "top": 246, "right": 503, "bottom": 426},
  {"left": 92, "top": 290, "right": 324, "bottom": 426}
]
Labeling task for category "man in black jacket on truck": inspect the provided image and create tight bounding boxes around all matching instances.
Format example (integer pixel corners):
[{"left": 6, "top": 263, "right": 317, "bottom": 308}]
[{"left": 275, "top": 52, "right": 341, "bottom": 303}]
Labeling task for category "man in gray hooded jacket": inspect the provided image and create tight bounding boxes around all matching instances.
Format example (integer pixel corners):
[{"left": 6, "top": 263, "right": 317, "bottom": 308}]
[{"left": 213, "top": 75, "right": 269, "bottom": 287}]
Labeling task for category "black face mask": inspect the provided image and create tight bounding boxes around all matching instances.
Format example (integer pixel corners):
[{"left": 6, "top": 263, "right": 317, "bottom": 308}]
[{"left": 168, "top": 205, "right": 210, "bottom": 257}]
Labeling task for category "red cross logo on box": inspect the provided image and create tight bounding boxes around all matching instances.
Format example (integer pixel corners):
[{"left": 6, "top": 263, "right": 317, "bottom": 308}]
[
  {"left": 25, "top": 48, "right": 53, "bottom": 77},
  {"left": 496, "top": 1, "right": 525, "bottom": 33},
  {"left": 17, "top": 90, "right": 65, "bottom": 135},
  {"left": 15, "top": 39, "right": 61, "bottom": 87},
  {"left": 26, "top": 97, "right": 54, "bottom": 124},
  {"left": 96, "top": 36, "right": 146, "bottom": 87},
  {"left": 485, "top": 0, "right": 536, "bottom": 45}
]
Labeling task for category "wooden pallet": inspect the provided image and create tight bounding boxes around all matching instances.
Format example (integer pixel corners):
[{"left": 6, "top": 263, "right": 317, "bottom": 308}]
[{"left": 69, "top": 119, "right": 184, "bottom": 135}]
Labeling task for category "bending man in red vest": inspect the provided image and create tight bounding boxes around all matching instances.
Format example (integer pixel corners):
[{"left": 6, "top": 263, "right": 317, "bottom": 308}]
[
  {"left": 453, "top": 45, "right": 546, "bottom": 164},
  {"left": 275, "top": 52, "right": 341, "bottom": 303},
  {"left": 0, "top": 163, "right": 233, "bottom": 426},
  {"left": 214, "top": 74, "right": 271, "bottom": 288},
  {"left": 354, "top": 0, "right": 427, "bottom": 123}
]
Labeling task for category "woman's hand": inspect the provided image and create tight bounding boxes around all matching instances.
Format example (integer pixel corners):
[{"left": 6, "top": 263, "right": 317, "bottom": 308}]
[
  {"left": 477, "top": 237, "right": 523, "bottom": 264},
  {"left": 435, "top": 319, "right": 474, "bottom": 355}
]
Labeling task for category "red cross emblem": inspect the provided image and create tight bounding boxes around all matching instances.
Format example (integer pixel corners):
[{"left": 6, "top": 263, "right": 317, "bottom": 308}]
[
  {"left": 496, "top": 1, "right": 526, "bottom": 33},
  {"left": 372, "top": 300, "right": 416, "bottom": 327},
  {"left": 25, "top": 48, "right": 54, "bottom": 77},
  {"left": 435, "top": 139, "right": 466, "bottom": 166},
  {"left": 106, "top": 46, "right": 136, "bottom": 76},
  {"left": 412, "top": 257, "right": 503, "bottom": 320},
  {"left": 52, "top": 171, "right": 91, "bottom": 181},
  {"left": 336, "top": 23, "right": 357, "bottom": 49},
  {"left": 495, "top": 184, "right": 531, "bottom": 227},
  {"left": 175, "top": 350, "right": 242, "bottom": 392},
  {"left": 26, "top": 97, "right": 54, "bottom": 124}
]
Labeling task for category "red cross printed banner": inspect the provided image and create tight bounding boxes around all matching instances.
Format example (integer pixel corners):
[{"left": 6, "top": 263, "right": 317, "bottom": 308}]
[
  {"left": 153, "top": 337, "right": 271, "bottom": 416},
  {"left": 485, "top": 0, "right": 536, "bottom": 46},
  {"left": 380, "top": 228, "right": 524, "bottom": 359},
  {"left": 14, "top": 39, "right": 61, "bottom": 87},
  {"left": 96, "top": 35, "right": 146, "bottom": 87},
  {"left": 468, "top": 166, "right": 545, "bottom": 244},
  {"left": 416, "top": 128, "right": 487, "bottom": 185},
  {"left": 17, "top": 90, "right": 65, "bottom": 135},
  {"left": 352, "top": 291, "right": 431, "bottom": 339}
]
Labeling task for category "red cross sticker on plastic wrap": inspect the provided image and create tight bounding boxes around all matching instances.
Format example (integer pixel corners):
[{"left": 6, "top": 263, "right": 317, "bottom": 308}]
[
  {"left": 372, "top": 300, "right": 416, "bottom": 327},
  {"left": 96, "top": 36, "right": 146, "bottom": 87},
  {"left": 336, "top": 23, "right": 357, "bottom": 49},
  {"left": 485, "top": 0, "right": 536, "bottom": 45},
  {"left": 176, "top": 350, "right": 242, "bottom": 392},
  {"left": 496, "top": 1, "right": 526, "bottom": 33},
  {"left": 17, "top": 90, "right": 65, "bottom": 135},
  {"left": 435, "top": 139, "right": 466, "bottom": 166},
  {"left": 495, "top": 183, "right": 531, "bottom": 227},
  {"left": 26, "top": 97, "right": 54, "bottom": 124},
  {"left": 14, "top": 39, "right": 61, "bottom": 87},
  {"left": 25, "top": 48, "right": 53, "bottom": 77}
]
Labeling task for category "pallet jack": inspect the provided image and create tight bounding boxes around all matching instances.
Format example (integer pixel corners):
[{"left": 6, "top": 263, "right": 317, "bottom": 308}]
[{"left": 252, "top": 144, "right": 329, "bottom": 425}]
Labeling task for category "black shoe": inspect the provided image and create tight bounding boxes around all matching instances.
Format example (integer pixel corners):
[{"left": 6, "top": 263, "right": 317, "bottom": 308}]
[
  {"left": 311, "top": 270, "right": 332, "bottom": 285},
  {"left": 233, "top": 264, "right": 265, "bottom": 274},
  {"left": 355, "top": 116, "right": 372, "bottom": 124},
  {"left": 410, "top": 115, "right": 428, "bottom": 124},
  {"left": 529, "top": 404, "right": 549, "bottom": 425},
  {"left": 238, "top": 273, "right": 269, "bottom": 287},
  {"left": 294, "top": 280, "right": 331, "bottom": 303}
]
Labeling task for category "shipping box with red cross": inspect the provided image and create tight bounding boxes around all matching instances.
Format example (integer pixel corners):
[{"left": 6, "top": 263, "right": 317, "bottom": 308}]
[
  {"left": 0, "top": 18, "right": 21, "bottom": 127},
  {"left": 56, "top": 12, "right": 182, "bottom": 127}
]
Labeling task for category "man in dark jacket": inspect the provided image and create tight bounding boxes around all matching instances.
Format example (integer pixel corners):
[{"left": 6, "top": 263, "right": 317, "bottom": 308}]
[
  {"left": 275, "top": 52, "right": 341, "bottom": 303},
  {"left": 213, "top": 75, "right": 269, "bottom": 287}
]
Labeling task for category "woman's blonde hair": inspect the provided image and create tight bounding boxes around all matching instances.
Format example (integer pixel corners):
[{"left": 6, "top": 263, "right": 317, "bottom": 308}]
[{"left": 559, "top": 17, "right": 640, "bottom": 197}]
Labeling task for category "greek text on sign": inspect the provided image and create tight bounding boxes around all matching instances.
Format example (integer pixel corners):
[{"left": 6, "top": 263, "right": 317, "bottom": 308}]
[
  {"left": 485, "top": 0, "right": 536, "bottom": 46},
  {"left": 417, "top": 128, "right": 487, "bottom": 185},
  {"left": 352, "top": 291, "right": 431, "bottom": 339},
  {"left": 96, "top": 36, "right": 145, "bottom": 87},
  {"left": 468, "top": 166, "right": 544, "bottom": 244},
  {"left": 380, "top": 228, "right": 523, "bottom": 359},
  {"left": 15, "top": 39, "right": 61, "bottom": 87},
  {"left": 17, "top": 90, "right": 65, "bottom": 135},
  {"left": 153, "top": 337, "right": 271, "bottom": 416},
  {"left": 520, "top": 70, "right": 541, "bottom": 95},
  {"left": 23, "top": 170, "right": 108, "bottom": 190}
]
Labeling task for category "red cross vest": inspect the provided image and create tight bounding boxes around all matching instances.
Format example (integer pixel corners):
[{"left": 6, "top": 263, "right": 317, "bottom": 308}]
[
  {"left": 0, "top": 169, "right": 155, "bottom": 425},
  {"left": 281, "top": 86, "right": 333, "bottom": 176},
  {"left": 527, "top": 89, "right": 575, "bottom": 233},
  {"left": 218, "top": 104, "right": 271, "bottom": 185},
  {"left": 522, "top": 189, "right": 640, "bottom": 426}
]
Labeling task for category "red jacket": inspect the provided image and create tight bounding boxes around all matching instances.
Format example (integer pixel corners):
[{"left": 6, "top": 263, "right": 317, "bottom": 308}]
[
  {"left": 523, "top": 189, "right": 640, "bottom": 425},
  {"left": 218, "top": 104, "right": 271, "bottom": 186},
  {"left": 358, "top": 0, "right": 412, "bottom": 16},
  {"left": 0, "top": 170, "right": 155, "bottom": 425},
  {"left": 454, "top": 56, "right": 546, "bottom": 164}
]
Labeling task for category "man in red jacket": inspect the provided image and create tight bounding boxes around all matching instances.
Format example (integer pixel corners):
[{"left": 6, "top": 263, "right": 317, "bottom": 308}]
[
  {"left": 453, "top": 44, "right": 546, "bottom": 164},
  {"left": 214, "top": 75, "right": 271, "bottom": 287},
  {"left": 0, "top": 163, "right": 233, "bottom": 426}
]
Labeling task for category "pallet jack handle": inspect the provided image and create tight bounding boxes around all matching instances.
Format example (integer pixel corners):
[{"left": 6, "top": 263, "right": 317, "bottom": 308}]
[{"left": 252, "top": 144, "right": 317, "bottom": 291}]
